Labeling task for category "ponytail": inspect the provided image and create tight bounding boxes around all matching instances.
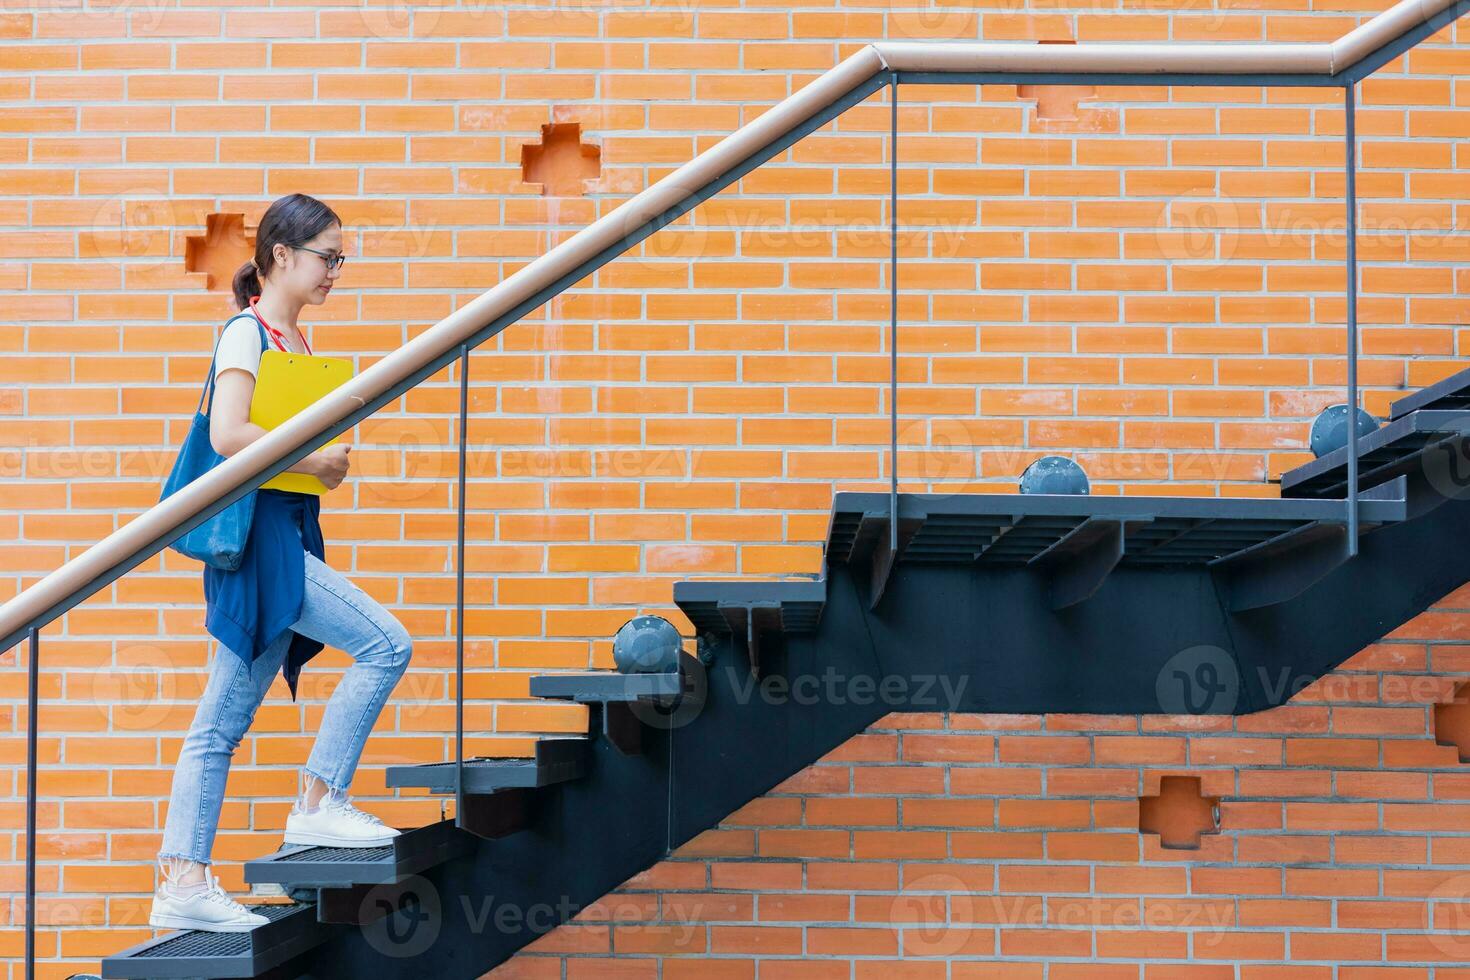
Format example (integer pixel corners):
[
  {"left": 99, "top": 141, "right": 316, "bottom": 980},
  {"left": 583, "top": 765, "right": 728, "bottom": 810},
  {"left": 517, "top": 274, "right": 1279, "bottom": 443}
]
[
  {"left": 230, "top": 193, "right": 341, "bottom": 311},
  {"left": 231, "top": 260, "right": 262, "bottom": 311}
]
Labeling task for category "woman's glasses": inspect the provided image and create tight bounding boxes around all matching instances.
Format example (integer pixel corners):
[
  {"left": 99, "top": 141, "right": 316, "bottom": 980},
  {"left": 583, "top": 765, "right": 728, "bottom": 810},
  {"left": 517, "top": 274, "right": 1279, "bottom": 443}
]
[{"left": 291, "top": 244, "right": 348, "bottom": 272}]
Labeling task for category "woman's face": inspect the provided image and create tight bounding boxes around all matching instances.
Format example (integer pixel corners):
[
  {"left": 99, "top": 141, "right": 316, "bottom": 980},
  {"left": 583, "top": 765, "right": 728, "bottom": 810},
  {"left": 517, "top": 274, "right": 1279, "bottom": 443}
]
[{"left": 269, "top": 222, "right": 343, "bottom": 306}]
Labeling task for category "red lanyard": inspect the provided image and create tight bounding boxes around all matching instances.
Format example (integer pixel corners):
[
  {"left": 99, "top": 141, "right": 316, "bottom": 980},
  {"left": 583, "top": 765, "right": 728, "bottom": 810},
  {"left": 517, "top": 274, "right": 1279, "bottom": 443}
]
[{"left": 248, "top": 296, "right": 312, "bottom": 356}]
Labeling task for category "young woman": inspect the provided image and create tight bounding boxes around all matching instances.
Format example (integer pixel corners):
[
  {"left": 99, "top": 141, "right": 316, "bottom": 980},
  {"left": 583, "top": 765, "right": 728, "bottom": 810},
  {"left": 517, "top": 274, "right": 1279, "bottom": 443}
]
[{"left": 150, "top": 194, "right": 415, "bottom": 933}]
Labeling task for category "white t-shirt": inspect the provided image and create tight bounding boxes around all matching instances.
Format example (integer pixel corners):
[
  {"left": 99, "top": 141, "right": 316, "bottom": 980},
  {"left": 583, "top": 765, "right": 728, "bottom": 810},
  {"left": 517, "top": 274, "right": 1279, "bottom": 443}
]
[{"left": 214, "top": 311, "right": 298, "bottom": 380}]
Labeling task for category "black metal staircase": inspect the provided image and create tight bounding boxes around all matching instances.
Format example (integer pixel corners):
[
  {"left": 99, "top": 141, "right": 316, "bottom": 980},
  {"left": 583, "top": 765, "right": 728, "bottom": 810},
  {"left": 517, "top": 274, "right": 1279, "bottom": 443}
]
[{"left": 99, "top": 374, "right": 1470, "bottom": 979}]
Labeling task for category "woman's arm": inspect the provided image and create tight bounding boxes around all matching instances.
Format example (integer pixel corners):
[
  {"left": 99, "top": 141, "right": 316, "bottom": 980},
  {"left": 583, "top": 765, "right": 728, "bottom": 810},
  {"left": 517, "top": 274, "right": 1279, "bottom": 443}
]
[{"left": 209, "top": 368, "right": 351, "bottom": 490}]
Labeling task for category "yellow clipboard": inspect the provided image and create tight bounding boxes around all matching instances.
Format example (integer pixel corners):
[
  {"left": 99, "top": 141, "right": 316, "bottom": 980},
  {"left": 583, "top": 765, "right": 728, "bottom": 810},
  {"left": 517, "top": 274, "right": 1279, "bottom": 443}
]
[{"left": 249, "top": 348, "right": 355, "bottom": 494}]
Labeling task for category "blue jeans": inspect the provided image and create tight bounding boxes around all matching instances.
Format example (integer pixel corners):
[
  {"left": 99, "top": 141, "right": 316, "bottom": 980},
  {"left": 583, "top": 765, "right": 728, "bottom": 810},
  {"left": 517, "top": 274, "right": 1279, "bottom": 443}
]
[{"left": 159, "top": 539, "right": 413, "bottom": 865}]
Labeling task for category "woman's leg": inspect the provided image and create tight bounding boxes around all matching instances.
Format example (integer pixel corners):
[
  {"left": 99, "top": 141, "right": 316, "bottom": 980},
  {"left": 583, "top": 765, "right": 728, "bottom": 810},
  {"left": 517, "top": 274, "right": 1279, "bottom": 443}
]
[
  {"left": 152, "top": 629, "right": 288, "bottom": 929},
  {"left": 157, "top": 629, "right": 289, "bottom": 871},
  {"left": 286, "top": 551, "right": 412, "bottom": 827}
]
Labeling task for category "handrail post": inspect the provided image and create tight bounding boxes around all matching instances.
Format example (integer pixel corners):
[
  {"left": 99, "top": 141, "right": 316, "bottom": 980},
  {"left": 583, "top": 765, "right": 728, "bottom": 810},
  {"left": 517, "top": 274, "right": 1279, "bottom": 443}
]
[
  {"left": 25, "top": 627, "right": 38, "bottom": 980},
  {"left": 455, "top": 345, "right": 469, "bottom": 827},
  {"left": 889, "top": 70, "right": 899, "bottom": 552},
  {"left": 1345, "top": 79, "right": 1360, "bottom": 555}
]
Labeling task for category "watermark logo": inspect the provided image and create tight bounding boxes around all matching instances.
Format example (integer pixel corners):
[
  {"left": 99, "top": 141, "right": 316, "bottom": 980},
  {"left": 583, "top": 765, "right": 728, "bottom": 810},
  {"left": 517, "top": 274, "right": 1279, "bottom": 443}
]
[
  {"left": 1419, "top": 412, "right": 1470, "bottom": 504},
  {"left": 891, "top": 871, "right": 976, "bottom": 957},
  {"left": 1427, "top": 873, "right": 1470, "bottom": 960},
  {"left": 360, "top": 874, "right": 441, "bottom": 958},
  {"left": 628, "top": 641, "right": 711, "bottom": 731},
  {"left": 1156, "top": 644, "right": 1239, "bottom": 715},
  {"left": 83, "top": 642, "right": 179, "bottom": 731},
  {"left": 726, "top": 663, "right": 971, "bottom": 711}
]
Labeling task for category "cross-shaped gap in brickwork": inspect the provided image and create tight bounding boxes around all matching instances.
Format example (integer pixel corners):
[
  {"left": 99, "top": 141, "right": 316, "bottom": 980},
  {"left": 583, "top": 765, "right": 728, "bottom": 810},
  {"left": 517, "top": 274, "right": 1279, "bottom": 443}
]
[
  {"left": 184, "top": 212, "right": 254, "bottom": 293},
  {"left": 1434, "top": 680, "right": 1470, "bottom": 762},
  {"left": 1015, "top": 39, "right": 1097, "bottom": 122},
  {"left": 521, "top": 122, "right": 602, "bottom": 197},
  {"left": 1138, "top": 775, "right": 1221, "bottom": 849}
]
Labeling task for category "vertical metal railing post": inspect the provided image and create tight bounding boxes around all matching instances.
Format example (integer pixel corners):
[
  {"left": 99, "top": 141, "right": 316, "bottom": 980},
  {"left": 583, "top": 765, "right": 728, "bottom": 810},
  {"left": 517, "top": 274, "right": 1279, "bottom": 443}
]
[
  {"left": 889, "top": 71, "right": 899, "bottom": 552},
  {"left": 25, "top": 627, "right": 38, "bottom": 980},
  {"left": 1345, "top": 80, "right": 1360, "bottom": 555},
  {"left": 455, "top": 345, "right": 469, "bottom": 825}
]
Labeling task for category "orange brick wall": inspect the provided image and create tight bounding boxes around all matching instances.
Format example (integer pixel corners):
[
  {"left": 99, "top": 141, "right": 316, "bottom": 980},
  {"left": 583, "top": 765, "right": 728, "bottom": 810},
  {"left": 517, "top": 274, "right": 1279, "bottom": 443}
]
[
  {"left": 2, "top": 0, "right": 1469, "bottom": 974},
  {"left": 495, "top": 590, "right": 1470, "bottom": 978}
]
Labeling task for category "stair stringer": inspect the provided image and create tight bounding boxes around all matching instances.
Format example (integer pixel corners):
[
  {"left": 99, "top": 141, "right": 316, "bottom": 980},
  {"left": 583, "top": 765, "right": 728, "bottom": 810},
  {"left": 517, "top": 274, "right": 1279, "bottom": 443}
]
[
  {"left": 1222, "top": 487, "right": 1470, "bottom": 712},
  {"left": 285, "top": 564, "right": 888, "bottom": 978},
  {"left": 281, "top": 493, "right": 1470, "bottom": 978}
]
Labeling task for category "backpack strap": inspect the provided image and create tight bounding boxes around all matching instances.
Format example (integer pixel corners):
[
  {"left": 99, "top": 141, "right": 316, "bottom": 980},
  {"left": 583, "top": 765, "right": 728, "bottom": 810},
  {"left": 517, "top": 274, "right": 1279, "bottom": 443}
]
[{"left": 199, "top": 312, "right": 271, "bottom": 417}]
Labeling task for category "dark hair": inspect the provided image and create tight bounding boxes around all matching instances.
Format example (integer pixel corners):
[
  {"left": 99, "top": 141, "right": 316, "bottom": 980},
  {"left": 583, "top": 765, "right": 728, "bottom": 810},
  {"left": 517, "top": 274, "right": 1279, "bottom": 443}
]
[{"left": 231, "top": 193, "right": 341, "bottom": 311}]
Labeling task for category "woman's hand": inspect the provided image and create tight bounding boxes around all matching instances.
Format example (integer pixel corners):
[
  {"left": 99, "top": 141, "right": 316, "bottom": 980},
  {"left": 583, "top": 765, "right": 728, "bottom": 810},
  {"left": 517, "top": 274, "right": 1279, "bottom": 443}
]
[
  {"left": 210, "top": 367, "right": 352, "bottom": 488},
  {"left": 311, "top": 444, "right": 351, "bottom": 490}
]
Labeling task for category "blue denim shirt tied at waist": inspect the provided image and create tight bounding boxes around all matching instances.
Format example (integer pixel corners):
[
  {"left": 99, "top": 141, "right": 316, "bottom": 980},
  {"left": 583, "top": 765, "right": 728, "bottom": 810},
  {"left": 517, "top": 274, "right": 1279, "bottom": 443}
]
[{"left": 203, "top": 488, "right": 325, "bottom": 701}]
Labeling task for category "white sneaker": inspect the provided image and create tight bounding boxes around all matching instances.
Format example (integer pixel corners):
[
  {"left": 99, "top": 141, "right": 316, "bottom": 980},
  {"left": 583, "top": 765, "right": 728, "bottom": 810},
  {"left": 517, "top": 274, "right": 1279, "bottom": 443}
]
[
  {"left": 283, "top": 787, "right": 401, "bottom": 848},
  {"left": 148, "top": 871, "right": 271, "bottom": 933}
]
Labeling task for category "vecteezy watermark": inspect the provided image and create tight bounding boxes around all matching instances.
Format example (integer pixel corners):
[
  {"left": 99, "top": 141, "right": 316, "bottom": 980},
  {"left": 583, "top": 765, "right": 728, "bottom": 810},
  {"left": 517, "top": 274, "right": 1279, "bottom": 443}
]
[
  {"left": 1156, "top": 644, "right": 1240, "bottom": 715},
  {"left": 1148, "top": 193, "right": 1460, "bottom": 273},
  {"left": 891, "top": 874, "right": 1238, "bottom": 957},
  {"left": 1427, "top": 872, "right": 1470, "bottom": 961},
  {"left": 1418, "top": 412, "right": 1470, "bottom": 504},
  {"left": 333, "top": 0, "right": 1232, "bottom": 45},
  {"left": 358, "top": 875, "right": 702, "bottom": 958},
  {"left": 627, "top": 656, "right": 974, "bottom": 733},
  {"left": 627, "top": 641, "right": 711, "bottom": 731},
  {"left": 360, "top": 874, "right": 443, "bottom": 958},
  {"left": 724, "top": 663, "right": 971, "bottom": 711},
  {"left": 79, "top": 641, "right": 181, "bottom": 731},
  {"left": 892, "top": 871, "right": 979, "bottom": 957},
  {"left": 1155, "top": 643, "right": 1454, "bottom": 715}
]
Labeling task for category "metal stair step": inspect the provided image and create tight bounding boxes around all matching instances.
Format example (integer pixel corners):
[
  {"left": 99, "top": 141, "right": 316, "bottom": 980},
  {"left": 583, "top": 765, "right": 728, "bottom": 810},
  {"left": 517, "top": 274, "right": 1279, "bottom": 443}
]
[
  {"left": 1280, "top": 409, "right": 1470, "bottom": 499},
  {"left": 530, "top": 652, "right": 710, "bottom": 755},
  {"left": 672, "top": 578, "right": 826, "bottom": 676},
  {"left": 825, "top": 490, "right": 1407, "bottom": 567},
  {"left": 100, "top": 902, "right": 334, "bottom": 979},
  {"left": 529, "top": 651, "right": 701, "bottom": 704},
  {"left": 243, "top": 818, "right": 474, "bottom": 890},
  {"left": 673, "top": 578, "right": 826, "bottom": 638},
  {"left": 1390, "top": 365, "right": 1470, "bottom": 419},
  {"left": 383, "top": 737, "right": 589, "bottom": 794},
  {"left": 821, "top": 489, "right": 1409, "bottom": 611}
]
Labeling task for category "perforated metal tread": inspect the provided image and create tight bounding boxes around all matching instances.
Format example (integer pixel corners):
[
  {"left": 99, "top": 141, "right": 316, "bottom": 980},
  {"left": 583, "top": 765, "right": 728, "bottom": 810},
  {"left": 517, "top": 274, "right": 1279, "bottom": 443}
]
[
  {"left": 244, "top": 818, "right": 474, "bottom": 889},
  {"left": 673, "top": 578, "right": 826, "bottom": 637},
  {"left": 383, "top": 737, "right": 589, "bottom": 794},
  {"left": 824, "top": 490, "right": 1407, "bottom": 567},
  {"left": 100, "top": 901, "right": 334, "bottom": 978},
  {"left": 1281, "top": 409, "right": 1470, "bottom": 499}
]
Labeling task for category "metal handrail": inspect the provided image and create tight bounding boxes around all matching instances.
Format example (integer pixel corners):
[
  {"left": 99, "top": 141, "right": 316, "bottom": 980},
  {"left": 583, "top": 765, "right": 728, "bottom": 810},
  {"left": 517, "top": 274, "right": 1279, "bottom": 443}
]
[{"left": 0, "top": 0, "right": 1462, "bottom": 653}]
